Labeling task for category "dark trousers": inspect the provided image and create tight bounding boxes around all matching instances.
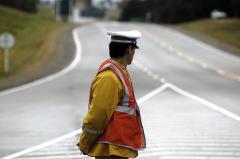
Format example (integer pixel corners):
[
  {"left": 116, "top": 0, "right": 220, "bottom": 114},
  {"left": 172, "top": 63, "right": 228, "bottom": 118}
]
[{"left": 95, "top": 156, "right": 128, "bottom": 159}]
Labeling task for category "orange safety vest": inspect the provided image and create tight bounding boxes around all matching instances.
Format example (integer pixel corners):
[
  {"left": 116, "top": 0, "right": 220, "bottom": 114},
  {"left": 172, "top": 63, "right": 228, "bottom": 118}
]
[{"left": 93, "top": 58, "right": 146, "bottom": 151}]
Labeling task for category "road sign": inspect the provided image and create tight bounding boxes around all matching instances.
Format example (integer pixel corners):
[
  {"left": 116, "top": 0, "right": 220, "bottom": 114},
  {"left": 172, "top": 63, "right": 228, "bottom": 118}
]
[
  {"left": 0, "top": 32, "right": 15, "bottom": 49},
  {"left": 0, "top": 32, "right": 15, "bottom": 72}
]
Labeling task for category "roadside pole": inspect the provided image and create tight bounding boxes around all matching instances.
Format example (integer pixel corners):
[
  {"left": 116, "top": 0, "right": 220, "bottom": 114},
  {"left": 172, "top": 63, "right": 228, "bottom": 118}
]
[
  {"left": 55, "top": 0, "right": 74, "bottom": 22},
  {"left": 55, "top": 0, "right": 61, "bottom": 21},
  {"left": 4, "top": 48, "right": 9, "bottom": 72},
  {"left": 0, "top": 32, "right": 15, "bottom": 73}
]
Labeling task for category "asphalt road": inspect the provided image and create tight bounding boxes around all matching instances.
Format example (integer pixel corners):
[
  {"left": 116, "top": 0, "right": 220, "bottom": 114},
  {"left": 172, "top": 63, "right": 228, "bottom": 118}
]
[{"left": 0, "top": 22, "right": 240, "bottom": 158}]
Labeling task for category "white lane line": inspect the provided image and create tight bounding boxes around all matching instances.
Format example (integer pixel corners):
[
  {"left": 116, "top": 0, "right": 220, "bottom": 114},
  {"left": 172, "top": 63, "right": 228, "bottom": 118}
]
[
  {"left": 133, "top": 45, "right": 240, "bottom": 123},
  {"left": 177, "top": 51, "right": 183, "bottom": 56},
  {"left": 137, "top": 83, "right": 169, "bottom": 104},
  {"left": 127, "top": 23, "right": 240, "bottom": 122},
  {"left": 132, "top": 60, "right": 167, "bottom": 84},
  {"left": 6, "top": 22, "right": 238, "bottom": 159},
  {"left": 134, "top": 56, "right": 240, "bottom": 122},
  {"left": 133, "top": 25, "right": 240, "bottom": 82},
  {"left": 1, "top": 129, "right": 82, "bottom": 159},
  {"left": 201, "top": 62, "right": 209, "bottom": 68},
  {"left": 168, "top": 83, "right": 240, "bottom": 122},
  {"left": 0, "top": 27, "right": 83, "bottom": 97},
  {"left": 138, "top": 151, "right": 240, "bottom": 158},
  {"left": 95, "top": 23, "right": 166, "bottom": 85},
  {"left": 1, "top": 83, "right": 169, "bottom": 159},
  {"left": 17, "top": 155, "right": 86, "bottom": 159},
  {"left": 160, "top": 78, "right": 166, "bottom": 83}
]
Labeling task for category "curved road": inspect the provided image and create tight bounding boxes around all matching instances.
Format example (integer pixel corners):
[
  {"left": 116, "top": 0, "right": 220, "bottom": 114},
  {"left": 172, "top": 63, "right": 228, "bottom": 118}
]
[{"left": 0, "top": 22, "right": 240, "bottom": 158}]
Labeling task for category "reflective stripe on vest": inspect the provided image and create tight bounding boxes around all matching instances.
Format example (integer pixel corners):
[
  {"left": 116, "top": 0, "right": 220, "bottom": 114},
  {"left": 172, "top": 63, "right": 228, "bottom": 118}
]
[
  {"left": 98, "top": 59, "right": 134, "bottom": 107},
  {"left": 82, "top": 125, "right": 103, "bottom": 135},
  {"left": 115, "top": 106, "right": 137, "bottom": 116},
  {"left": 96, "top": 141, "right": 139, "bottom": 151}
]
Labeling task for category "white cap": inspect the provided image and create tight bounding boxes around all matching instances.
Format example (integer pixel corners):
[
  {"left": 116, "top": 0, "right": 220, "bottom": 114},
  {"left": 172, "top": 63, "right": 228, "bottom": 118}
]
[{"left": 107, "top": 30, "right": 141, "bottom": 48}]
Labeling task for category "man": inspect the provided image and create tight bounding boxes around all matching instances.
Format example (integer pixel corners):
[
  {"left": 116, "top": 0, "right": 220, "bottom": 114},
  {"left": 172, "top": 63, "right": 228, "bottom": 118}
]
[{"left": 77, "top": 30, "right": 146, "bottom": 159}]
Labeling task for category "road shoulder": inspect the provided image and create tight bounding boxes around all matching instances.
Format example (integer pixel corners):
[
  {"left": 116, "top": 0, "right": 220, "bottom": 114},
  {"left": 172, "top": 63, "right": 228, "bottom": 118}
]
[{"left": 0, "top": 27, "right": 76, "bottom": 91}]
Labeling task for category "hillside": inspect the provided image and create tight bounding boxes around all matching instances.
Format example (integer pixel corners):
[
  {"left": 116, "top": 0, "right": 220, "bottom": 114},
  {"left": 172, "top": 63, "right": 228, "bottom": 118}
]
[
  {"left": 178, "top": 19, "right": 240, "bottom": 56},
  {"left": 0, "top": 5, "right": 74, "bottom": 90}
]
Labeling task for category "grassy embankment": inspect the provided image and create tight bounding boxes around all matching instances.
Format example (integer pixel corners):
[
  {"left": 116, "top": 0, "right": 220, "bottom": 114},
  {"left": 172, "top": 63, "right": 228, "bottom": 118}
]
[
  {"left": 0, "top": 5, "right": 73, "bottom": 78},
  {"left": 177, "top": 19, "right": 240, "bottom": 56}
]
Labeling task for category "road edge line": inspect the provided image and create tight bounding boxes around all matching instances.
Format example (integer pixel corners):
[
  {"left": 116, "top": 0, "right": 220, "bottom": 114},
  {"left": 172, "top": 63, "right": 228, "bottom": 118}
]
[
  {"left": 1, "top": 84, "right": 169, "bottom": 159},
  {"left": 0, "top": 27, "right": 82, "bottom": 97},
  {"left": 168, "top": 83, "right": 240, "bottom": 122},
  {"left": 1, "top": 129, "right": 82, "bottom": 159}
]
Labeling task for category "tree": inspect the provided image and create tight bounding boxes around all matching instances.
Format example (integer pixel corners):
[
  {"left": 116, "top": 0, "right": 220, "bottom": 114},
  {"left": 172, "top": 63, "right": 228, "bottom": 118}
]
[
  {"left": 119, "top": 0, "right": 240, "bottom": 24},
  {"left": 229, "top": 0, "right": 240, "bottom": 17},
  {"left": 0, "top": 0, "right": 39, "bottom": 13},
  {"left": 120, "top": 0, "right": 147, "bottom": 21}
]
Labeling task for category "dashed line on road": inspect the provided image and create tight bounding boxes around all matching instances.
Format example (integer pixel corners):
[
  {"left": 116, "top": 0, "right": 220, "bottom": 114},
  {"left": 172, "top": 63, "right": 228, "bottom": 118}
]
[
  {"left": 133, "top": 59, "right": 240, "bottom": 122},
  {"left": 132, "top": 24, "right": 240, "bottom": 82},
  {"left": 2, "top": 65, "right": 240, "bottom": 159},
  {"left": 1, "top": 22, "right": 164, "bottom": 159},
  {"left": 4, "top": 22, "right": 238, "bottom": 159}
]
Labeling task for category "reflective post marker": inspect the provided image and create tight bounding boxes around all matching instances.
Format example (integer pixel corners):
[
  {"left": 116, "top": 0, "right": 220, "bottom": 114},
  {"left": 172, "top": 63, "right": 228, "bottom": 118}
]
[
  {"left": 4, "top": 48, "right": 9, "bottom": 72},
  {"left": 0, "top": 32, "right": 15, "bottom": 73}
]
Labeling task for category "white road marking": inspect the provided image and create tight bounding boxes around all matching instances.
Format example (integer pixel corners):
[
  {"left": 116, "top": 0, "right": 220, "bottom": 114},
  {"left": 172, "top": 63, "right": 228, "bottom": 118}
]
[
  {"left": 160, "top": 78, "right": 167, "bottom": 83},
  {"left": 0, "top": 27, "right": 82, "bottom": 97},
  {"left": 152, "top": 74, "right": 159, "bottom": 80},
  {"left": 0, "top": 26, "right": 82, "bottom": 158},
  {"left": 4, "top": 63, "right": 240, "bottom": 159},
  {"left": 168, "top": 83, "right": 240, "bottom": 122},
  {"left": 132, "top": 47, "right": 240, "bottom": 123},
  {"left": 1, "top": 23, "right": 170, "bottom": 158},
  {"left": 187, "top": 57, "right": 195, "bottom": 62},
  {"left": 139, "top": 151, "right": 240, "bottom": 158},
  {"left": 133, "top": 60, "right": 167, "bottom": 84},
  {"left": 160, "top": 42, "right": 167, "bottom": 47},
  {"left": 1, "top": 129, "right": 82, "bottom": 159},
  {"left": 217, "top": 69, "right": 225, "bottom": 75},
  {"left": 167, "top": 46, "right": 175, "bottom": 52},
  {"left": 17, "top": 155, "right": 85, "bottom": 159},
  {"left": 133, "top": 25, "right": 240, "bottom": 82},
  {"left": 1, "top": 83, "right": 169, "bottom": 159},
  {"left": 201, "top": 62, "right": 208, "bottom": 68},
  {"left": 137, "top": 83, "right": 169, "bottom": 104},
  {"left": 177, "top": 51, "right": 183, "bottom": 57},
  {"left": 3, "top": 22, "right": 239, "bottom": 159}
]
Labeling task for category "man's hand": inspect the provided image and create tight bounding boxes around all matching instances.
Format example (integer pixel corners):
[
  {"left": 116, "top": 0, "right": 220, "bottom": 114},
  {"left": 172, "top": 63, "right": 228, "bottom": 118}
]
[
  {"left": 76, "top": 142, "right": 88, "bottom": 155},
  {"left": 77, "top": 131, "right": 98, "bottom": 155}
]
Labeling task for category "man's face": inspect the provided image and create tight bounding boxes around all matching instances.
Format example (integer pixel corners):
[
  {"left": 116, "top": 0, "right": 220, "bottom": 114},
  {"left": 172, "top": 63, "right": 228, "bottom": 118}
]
[{"left": 127, "top": 46, "right": 136, "bottom": 65}]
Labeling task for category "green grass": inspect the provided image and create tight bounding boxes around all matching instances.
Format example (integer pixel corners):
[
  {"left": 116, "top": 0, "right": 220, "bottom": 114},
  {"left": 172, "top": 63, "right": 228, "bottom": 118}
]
[
  {"left": 177, "top": 18, "right": 240, "bottom": 55},
  {"left": 0, "top": 4, "right": 72, "bottom": 76},
  {"left": 37, "top": 4, "right": 55, "bottom": 20}
]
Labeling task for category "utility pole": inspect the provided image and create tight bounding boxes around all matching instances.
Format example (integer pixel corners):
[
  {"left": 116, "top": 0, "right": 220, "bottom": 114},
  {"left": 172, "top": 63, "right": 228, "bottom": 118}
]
[{"left": 55, "top": 0, "right": 75, "bottom": 22}]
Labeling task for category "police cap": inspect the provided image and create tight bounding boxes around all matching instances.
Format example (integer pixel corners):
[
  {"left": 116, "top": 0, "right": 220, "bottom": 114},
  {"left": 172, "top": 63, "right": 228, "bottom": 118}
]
[{"left": 107, "top": 30, "right": 141, "bottom": 49}]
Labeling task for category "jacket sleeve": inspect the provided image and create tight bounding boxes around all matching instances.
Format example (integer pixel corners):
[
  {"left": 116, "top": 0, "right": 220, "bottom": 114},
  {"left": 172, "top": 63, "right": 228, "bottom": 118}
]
[{"left": 79, "top": 71, "right": 120, "bottom": 154}]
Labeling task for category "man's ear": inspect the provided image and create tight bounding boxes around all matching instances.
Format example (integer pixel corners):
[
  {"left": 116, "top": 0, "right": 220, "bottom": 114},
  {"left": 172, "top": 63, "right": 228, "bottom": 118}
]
[
  {"left": 128, "top": 46, "right": 132, "bottom": 53},
  {"left": 125, "top": 47, "right": 130, "bottom": 55}
]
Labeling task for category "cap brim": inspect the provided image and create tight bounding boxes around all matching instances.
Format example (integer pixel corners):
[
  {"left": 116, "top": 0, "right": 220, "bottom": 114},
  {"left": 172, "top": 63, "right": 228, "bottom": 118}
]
[{"left": 132, "top": 44, "right": 139, "bottom": 49}]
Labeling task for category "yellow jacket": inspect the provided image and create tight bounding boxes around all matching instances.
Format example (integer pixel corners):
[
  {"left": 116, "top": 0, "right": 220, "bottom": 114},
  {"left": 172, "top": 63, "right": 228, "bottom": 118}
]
[{"left": 79, "top": 62, "right": 138, "bottom": 158}]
